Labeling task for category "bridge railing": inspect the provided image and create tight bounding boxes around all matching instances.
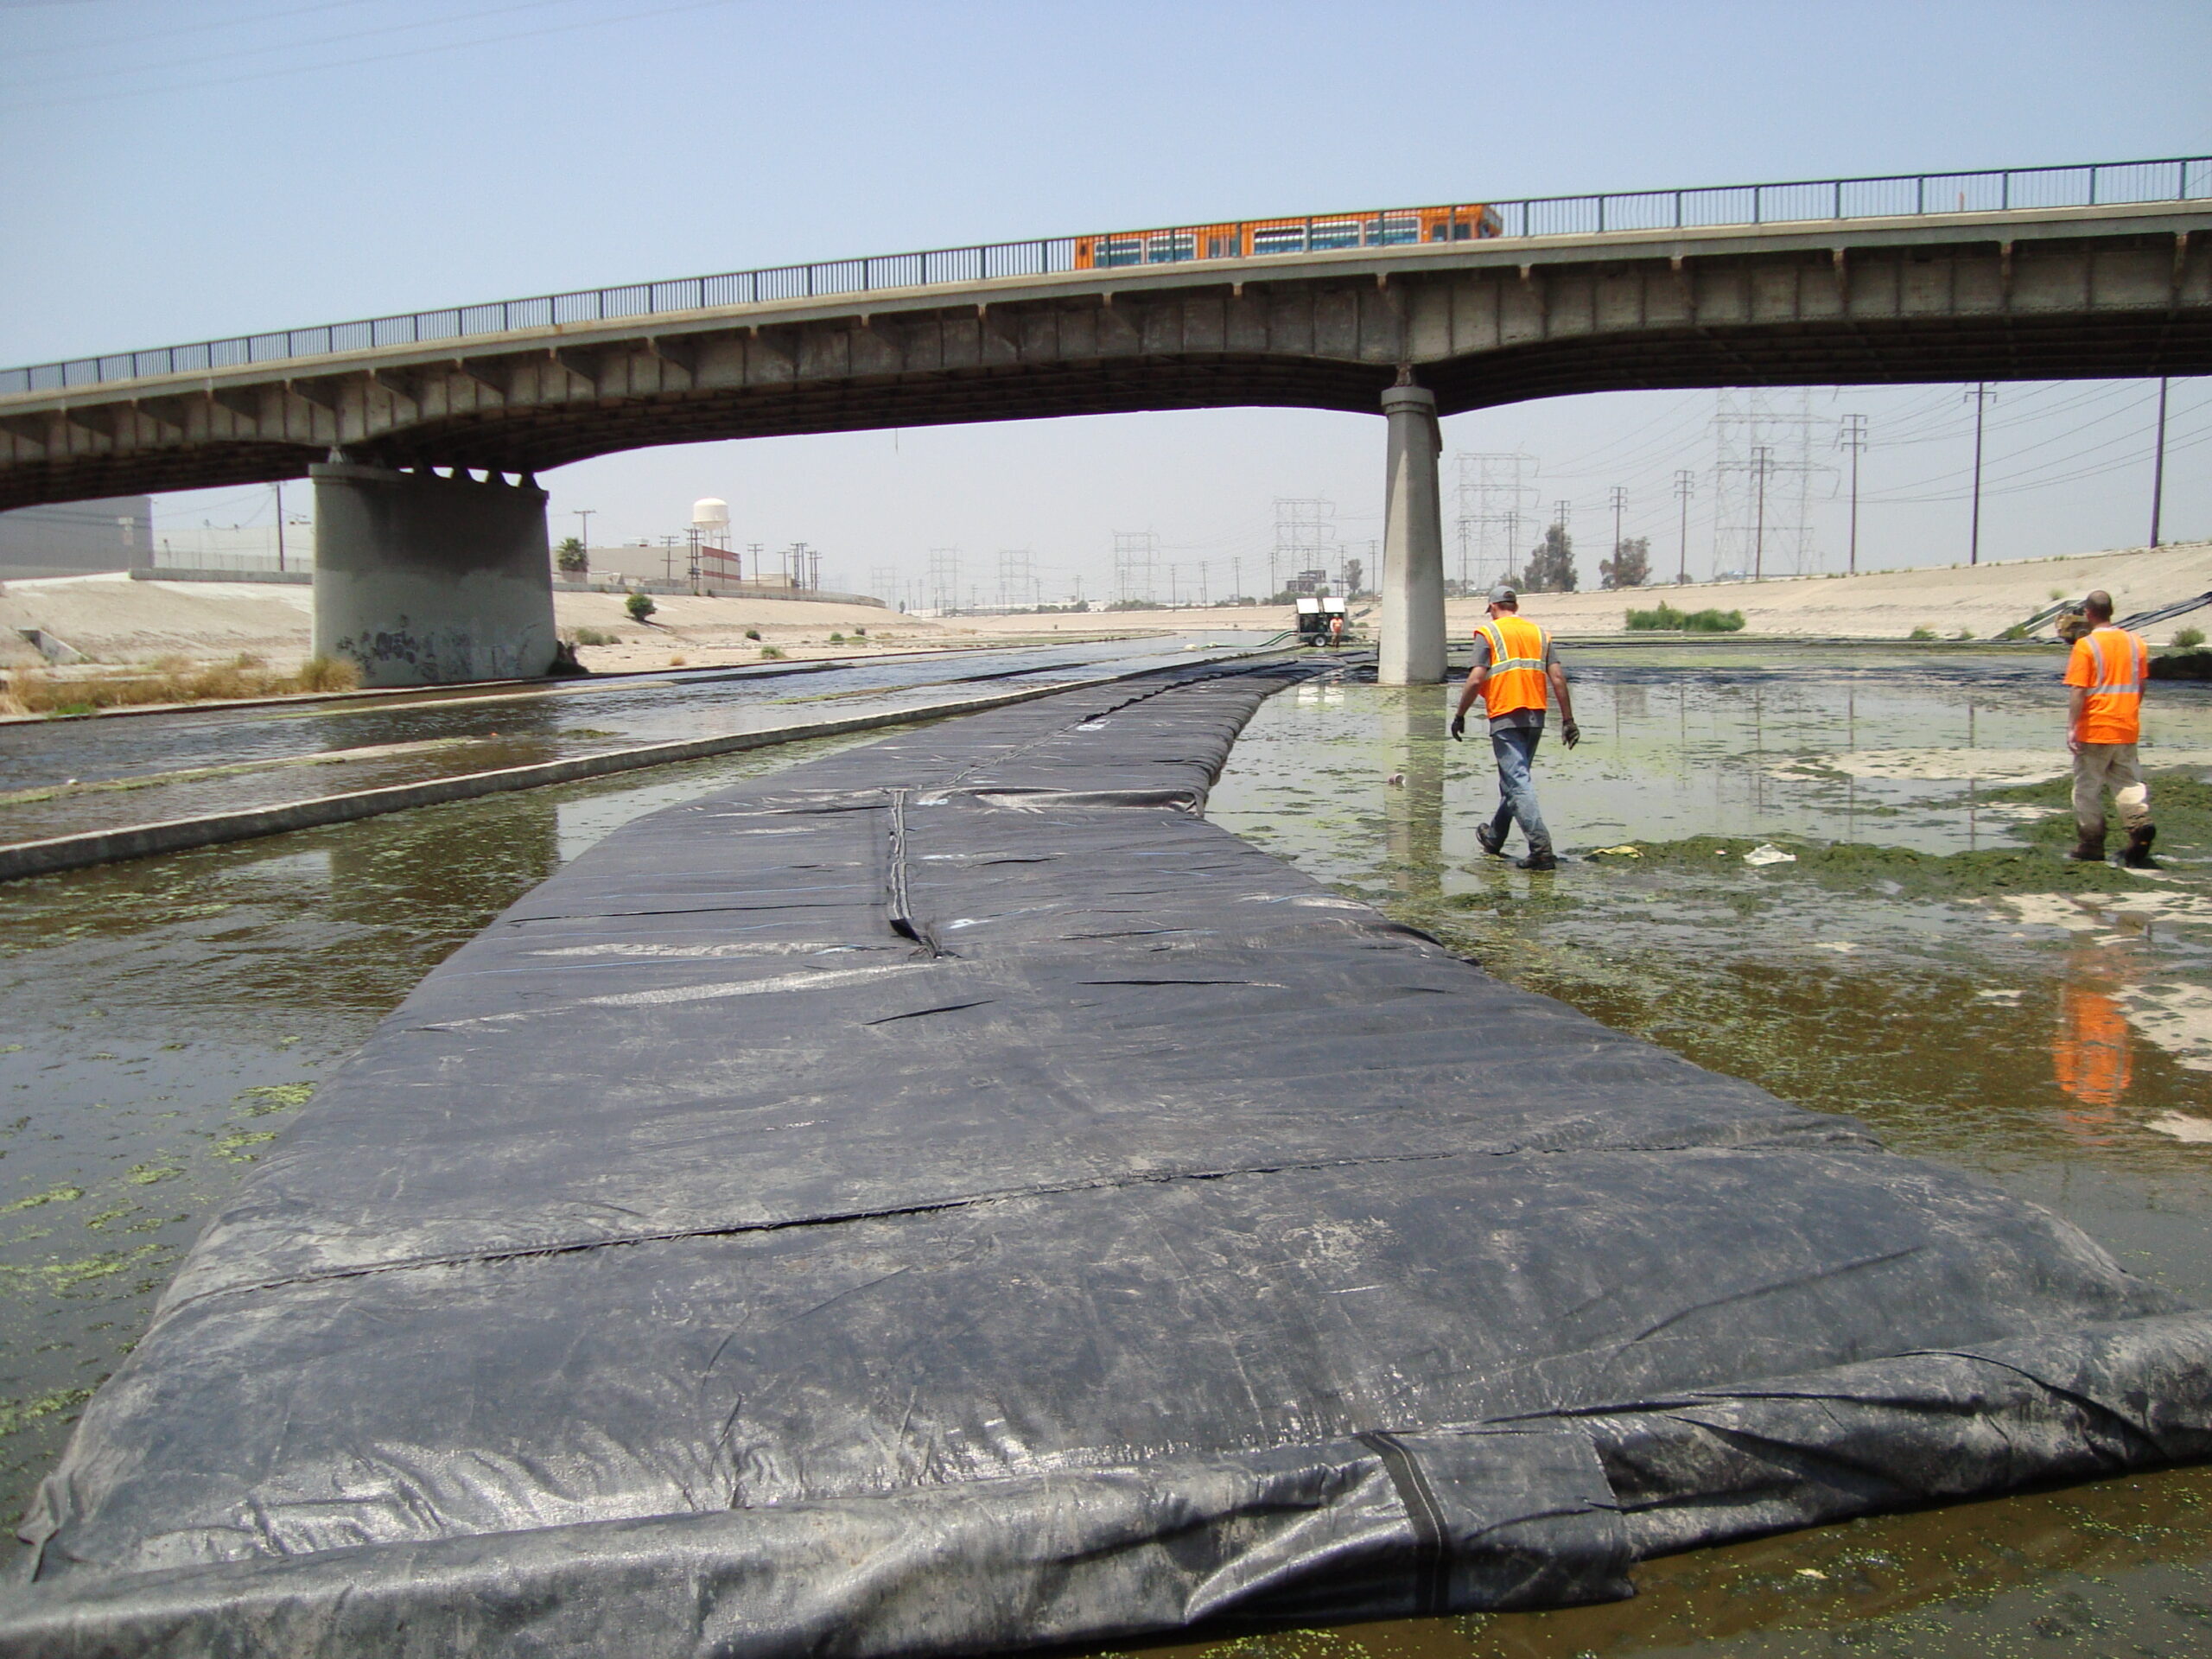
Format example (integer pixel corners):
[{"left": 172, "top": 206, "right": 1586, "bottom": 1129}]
[{"left": 5, "top": 156, "right": 2206, "bottom": 400}]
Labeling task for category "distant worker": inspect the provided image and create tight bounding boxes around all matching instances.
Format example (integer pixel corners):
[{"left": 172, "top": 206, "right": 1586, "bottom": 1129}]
[
  {"left": 1450, "top": 584, "right": 1579, "bottom": 871},
  {"left": 1328, "top": 611, "right": 1345, "bottom": 649},
  {"left": 2064, "top": 588, "right": 2156, "bottom": 867}
]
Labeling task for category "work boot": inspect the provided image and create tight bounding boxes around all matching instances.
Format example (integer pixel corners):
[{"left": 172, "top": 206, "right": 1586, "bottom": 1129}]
[
  {"left": 2121, "top": 824, "right": 2159, "bottom": 869},
  {"left": 2067, "top": 823, "right": 2107, "bottom": 862},
  {"left": 1476, "top": 823, "right": 1506, "bottom": 858},
  {"left": 1516, "top": 849, "right": 1558, "bottom": 872}
]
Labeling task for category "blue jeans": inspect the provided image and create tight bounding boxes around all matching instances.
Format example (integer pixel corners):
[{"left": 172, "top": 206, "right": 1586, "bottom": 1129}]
[{"left": 1486, "top": 726, "right": 1552, "bottom": 855}]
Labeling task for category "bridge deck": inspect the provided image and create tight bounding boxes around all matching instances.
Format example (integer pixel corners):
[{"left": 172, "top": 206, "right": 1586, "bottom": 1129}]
[{"left": 5, "top": 197, "right": 2210, "bottom": 511}]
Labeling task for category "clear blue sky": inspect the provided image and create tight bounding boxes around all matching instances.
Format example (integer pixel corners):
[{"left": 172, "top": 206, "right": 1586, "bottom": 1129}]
[{"left": 3, "top": 1, "right": 2207, "bottom": 595}]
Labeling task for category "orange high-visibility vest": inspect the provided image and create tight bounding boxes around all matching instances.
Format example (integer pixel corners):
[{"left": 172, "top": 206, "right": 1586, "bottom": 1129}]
[
  {"left": 2065, "top": 625, "right": 2147, "bottom": 746},
  {"left": 1474, "top": 613, "right": 1550, "bottom": 719}
]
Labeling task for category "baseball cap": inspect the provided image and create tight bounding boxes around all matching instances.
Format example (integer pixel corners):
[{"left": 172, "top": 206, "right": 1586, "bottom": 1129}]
[{"left": 1487, "top": 584, "right": 1517, "bottom": 605}]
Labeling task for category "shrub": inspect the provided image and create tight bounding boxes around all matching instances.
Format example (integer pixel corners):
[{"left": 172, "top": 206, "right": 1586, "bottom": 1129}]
[
  {"left": 669, "top": 655, "right": 686, "bottom": 666},
  {"left": 1907, "top": 625, "right": 1936, "bottom": 641},
  {"left": 6, "top": 653, "right": 359, "bottom": 714},
  {"left": 744, "top": 628, "right": 762, "bottom": 641},
  {"left": 828, "top": 632, "right": 844, "bottom": 644},
  {"left": 294, "top": 655, "right": 361, "bottom": 694},
  {"left": 625, "top": 591, "right": 657, "bottom": 622},
  {"left": 1624, "top": 601, "right": 1745, "bottom": 633},
  {"left": 854, "top": 626, "right": 867, "bottom": 637},
  {"left": 2174, "top": 626, "right": 2206, "bottom": 650},
  {"left": 760, "top": 645, "right": 785, "bottom": 659},
  {"left": 569, "top": 626, "right": 617, "bottom": 647},
  {"left": 1953, "top": 627, "right": 1974, "bottom": 641}
]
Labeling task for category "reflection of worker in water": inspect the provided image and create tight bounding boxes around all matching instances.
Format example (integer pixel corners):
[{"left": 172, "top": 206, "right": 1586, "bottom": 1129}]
[
  {"left": 1450, "top": 584, "right": 1579, "bottom": 872},
  {"left": 2053, "top": 937, "right": 2136, "bottom": 1138},
  {"left": 2064, "top": 589, "right": 2156, "bottom": 867}
]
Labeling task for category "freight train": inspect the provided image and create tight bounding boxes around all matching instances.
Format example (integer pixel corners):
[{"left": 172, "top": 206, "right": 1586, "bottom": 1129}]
[{"left": 1075, "top": 202, "right": 1502, "bottom": 270}]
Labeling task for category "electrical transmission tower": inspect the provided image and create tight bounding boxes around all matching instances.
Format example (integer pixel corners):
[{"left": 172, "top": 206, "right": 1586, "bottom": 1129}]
[
  {"left": 1452, "top": 454, "right": 1538, "bottom": 593},
  {"left": 927, "top": 547, "right": 961, "bottom": 614},
  {"left": 1111, "top": 531, "right": 1158, "bottom": 606},
  {"left": 868, "top": 565, "right": 898, "bottom": 606},
  {"left": 1271, "top": 499, "right": 1337, "bottom": 599},
  {"left": 995, "top": 550, "right": 1035, "bottom": 613},
  {"left": 1710, "top": 390, "right": 1830, "bottom": 580}
]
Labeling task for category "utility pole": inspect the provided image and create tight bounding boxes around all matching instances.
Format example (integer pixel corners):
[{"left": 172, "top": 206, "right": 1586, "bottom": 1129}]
[
  {"left": 1838, "top": 414, "right": 1867, "bottom": 575},
  {"left": 1966, "top": 383, "right": 1995, "bottom": 565},
  {"left": 272, "top": 480, "right": 286, "bottom": 574},
  {"left": 2150, "top": 373, "right": 2167, "bottom": 548},
  {"left": 686, "top": 527, "right": 701, "bottom": 594},
  {"left": 1608, "top": 486, "right": 1626, "bottom": 563},
  {"left": 747, "top": 542, "right": 761, "bottom": 584},
  {"left": 1673, "top": 470, "right": 1694, "bottom": 583},
  {"left": 575, "top": 509, "right": 595, "bottom": 564},
  {"left": 660, "top": 535, "right": 677, "bottom": 584},
  {"left": 1750, "top": 446, "right": 1773, "bottom": 582}
]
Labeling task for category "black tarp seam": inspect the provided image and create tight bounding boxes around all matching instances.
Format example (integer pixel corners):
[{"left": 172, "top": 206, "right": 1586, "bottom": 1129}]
[
  {"left": 149, "top": 1140, "right": 1889, "bottom": 1324},
  {"left": 1355, "top": 1431, "right": 1449, "bottom": 1615}
]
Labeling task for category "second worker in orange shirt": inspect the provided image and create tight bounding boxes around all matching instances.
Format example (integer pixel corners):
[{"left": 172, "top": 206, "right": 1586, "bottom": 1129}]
[{"left": 2063, "top": 588, "right": 2158, "bottom": 868}]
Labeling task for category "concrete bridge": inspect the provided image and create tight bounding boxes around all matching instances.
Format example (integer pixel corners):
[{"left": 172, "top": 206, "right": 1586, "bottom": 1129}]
[{"left": 4, "top": 160, "right": 2208, "bottom": 684}]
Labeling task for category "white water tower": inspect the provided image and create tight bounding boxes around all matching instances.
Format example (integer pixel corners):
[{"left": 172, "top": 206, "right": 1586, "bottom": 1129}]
[{"left": 690, "top": 498, "right": 734, "bottom": 588}]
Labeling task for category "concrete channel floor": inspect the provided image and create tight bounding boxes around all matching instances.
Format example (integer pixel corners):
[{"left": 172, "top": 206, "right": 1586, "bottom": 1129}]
[{"left": 5, "top": 642, "right": 2209, "bottom": 1656}]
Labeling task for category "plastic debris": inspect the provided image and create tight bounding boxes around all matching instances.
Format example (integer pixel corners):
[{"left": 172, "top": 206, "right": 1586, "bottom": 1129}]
[{"left": 1745, "top": 842, "right": 1798, "bottom": 867}]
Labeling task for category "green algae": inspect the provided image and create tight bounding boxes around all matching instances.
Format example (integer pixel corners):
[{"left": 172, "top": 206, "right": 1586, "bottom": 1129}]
[
  {"left": 212, "top": 1129, "right": 279, "bottom": 1161},
  {"left": 0, "top": 1387, "right": 92, "bottom": 1440},
  {"left": 232, "top": 1083, "right": 313, "bottom": 1116},
  {"left": 0, "top": 1185, "right": 83, "bottom": 1214},
  {"left": 1550, "top": 771, "right": 2212, "bottom": 902}
]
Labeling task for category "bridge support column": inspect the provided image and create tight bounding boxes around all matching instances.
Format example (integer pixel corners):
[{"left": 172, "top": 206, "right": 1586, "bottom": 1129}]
[
  {"left": 1377, "top": 383, "right": 1446, "bottom": 685},
  {"left": 310, "top": 461, "right": 559, "bottom": 687}
]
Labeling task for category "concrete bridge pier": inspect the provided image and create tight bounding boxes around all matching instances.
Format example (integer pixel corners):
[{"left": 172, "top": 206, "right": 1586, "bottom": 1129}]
[
  {"left": 1377, "top": 382, "right": 1446, "bottom": 686},
  {"left": 310, "top": 461, "right": 559, "bottom": 687}
]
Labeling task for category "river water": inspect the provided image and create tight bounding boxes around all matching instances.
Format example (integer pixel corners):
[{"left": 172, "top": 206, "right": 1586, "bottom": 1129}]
[
  {"left": 0, "top": 634, "right": 1234, "bottom": 841},
  {"left": 5, "top": 642, "right": 2211, "bottom": 1653},
  {"left": 1198, "top": 643, "right": 2212, "bottom": 1657}
]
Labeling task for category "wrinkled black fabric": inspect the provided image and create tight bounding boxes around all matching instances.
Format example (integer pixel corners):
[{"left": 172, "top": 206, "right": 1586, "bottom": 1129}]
[{"left": 6, "top": 661, "right": 2209, "bottom": 1657}]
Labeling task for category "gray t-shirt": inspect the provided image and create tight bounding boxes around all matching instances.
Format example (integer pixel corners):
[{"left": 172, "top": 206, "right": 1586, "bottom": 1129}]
[{"left": 1471, "top": 624, "right": 1561, "bottom": 732}]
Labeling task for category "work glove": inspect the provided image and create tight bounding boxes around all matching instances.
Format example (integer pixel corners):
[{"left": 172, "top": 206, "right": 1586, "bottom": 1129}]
[
  {"left": 1448, "top": 714, "right": 1465, "bottom": 742},
  {"left": 1561, "top": 720, "right": 1581, "bottom": 749}
]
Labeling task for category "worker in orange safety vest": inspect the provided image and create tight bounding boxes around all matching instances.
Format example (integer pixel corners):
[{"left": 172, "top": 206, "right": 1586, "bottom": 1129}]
[
  {"left": 2063, "top": 588, "right": 2157, "bottom": 868},
  {"left": 1449, "top": 584, "right": 1579, "bottom": 871}
]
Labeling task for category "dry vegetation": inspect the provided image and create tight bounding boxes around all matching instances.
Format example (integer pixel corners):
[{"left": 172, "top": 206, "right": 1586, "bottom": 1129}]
[{"left": 0, "top": 653, "right": 360, "bottom": 716}]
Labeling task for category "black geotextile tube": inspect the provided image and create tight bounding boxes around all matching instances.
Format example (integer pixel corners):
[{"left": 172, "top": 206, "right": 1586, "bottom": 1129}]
[{"left": 7, "top": 659, "right": 2212, "bottom": 1657}]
